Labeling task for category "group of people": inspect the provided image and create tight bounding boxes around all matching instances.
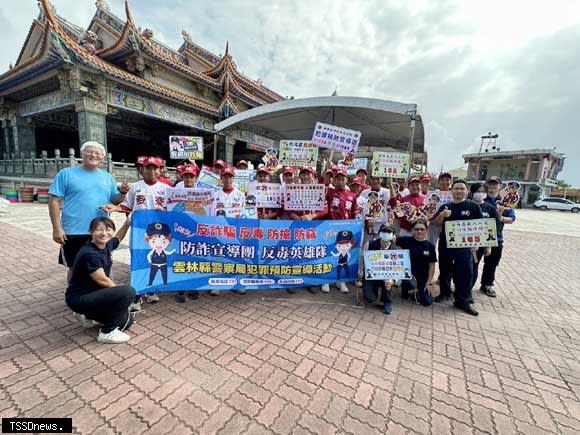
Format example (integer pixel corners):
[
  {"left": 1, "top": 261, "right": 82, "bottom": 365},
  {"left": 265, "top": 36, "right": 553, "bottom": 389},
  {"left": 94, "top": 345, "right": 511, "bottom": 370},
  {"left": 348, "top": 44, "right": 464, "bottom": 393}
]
[{"left": 49, "top": 141, "right": 515, "bottom": 344}]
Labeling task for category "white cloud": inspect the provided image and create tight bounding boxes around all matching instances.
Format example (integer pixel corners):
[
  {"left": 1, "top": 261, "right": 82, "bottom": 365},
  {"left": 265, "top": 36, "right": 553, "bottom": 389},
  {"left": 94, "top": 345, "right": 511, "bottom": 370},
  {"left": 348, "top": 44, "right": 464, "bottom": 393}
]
[{"left": 1, "top": 0, "right": 579, "bottom": 184}]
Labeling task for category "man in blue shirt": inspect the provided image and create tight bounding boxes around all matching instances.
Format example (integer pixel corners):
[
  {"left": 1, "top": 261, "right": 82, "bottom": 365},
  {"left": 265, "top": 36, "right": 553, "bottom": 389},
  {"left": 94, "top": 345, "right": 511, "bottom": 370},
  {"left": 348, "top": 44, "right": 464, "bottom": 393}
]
[
  {"left": 481, "top": 176, "right": 516, "bottom": 297},
  {"left": 49, "top": 141, "right": 129, "bottom": 282}
]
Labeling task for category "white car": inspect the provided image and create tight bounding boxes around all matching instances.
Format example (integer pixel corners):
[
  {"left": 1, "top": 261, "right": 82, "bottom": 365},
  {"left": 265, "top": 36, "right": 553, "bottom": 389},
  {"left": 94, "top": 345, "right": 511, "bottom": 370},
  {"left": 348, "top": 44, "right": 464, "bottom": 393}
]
[{"left": 533, "top": 197, "right": 580, "bottom": 213}]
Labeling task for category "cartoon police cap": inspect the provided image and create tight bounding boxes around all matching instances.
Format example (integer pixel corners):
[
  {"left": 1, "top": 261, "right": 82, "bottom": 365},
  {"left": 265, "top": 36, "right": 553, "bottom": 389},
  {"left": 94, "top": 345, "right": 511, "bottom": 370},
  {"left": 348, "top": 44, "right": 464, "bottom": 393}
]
[
  {"left": 146, "top": 222, "right": 171, "bottom": 236},
  {"left": 336, "top": 230, "right": 354, "bottom": 244},
  {"left": 508, "top": 181, "right": 521, "bottom": 189},
  {"left": 367, "top": 191, "right": 379, "bottom": 199}
]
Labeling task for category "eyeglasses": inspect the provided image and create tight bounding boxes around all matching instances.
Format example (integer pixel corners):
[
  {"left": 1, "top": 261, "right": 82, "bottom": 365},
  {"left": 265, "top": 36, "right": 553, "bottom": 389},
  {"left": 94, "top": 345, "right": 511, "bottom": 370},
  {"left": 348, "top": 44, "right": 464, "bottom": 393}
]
[{"left": 84, "top": 150, "right": 104, "bottom": 156}]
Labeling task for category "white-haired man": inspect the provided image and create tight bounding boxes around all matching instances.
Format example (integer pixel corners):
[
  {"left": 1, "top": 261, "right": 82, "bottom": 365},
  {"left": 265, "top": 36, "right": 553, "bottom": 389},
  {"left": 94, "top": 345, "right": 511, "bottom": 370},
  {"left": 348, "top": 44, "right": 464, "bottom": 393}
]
[{"left": 49, "top": 141, "right": 129, "bottom": 282}]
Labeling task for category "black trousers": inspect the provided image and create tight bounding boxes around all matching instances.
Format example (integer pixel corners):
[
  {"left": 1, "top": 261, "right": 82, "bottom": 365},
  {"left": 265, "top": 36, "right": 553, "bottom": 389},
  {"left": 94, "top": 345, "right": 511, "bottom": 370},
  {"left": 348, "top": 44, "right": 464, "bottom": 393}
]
[
  {"left": 401, "top": 275, "right": 432, "bottom": 305},
  {"left": 363, "top": 280, "right": 392, "bottom": 304},
  {"left": 148, "top": 264, "right": 168, "bottom": 286},
  {"left": 66, "top": 286, "right": 136, "bottom": 333},
  {"left": 439, "top": 247, "right": 474, "bottom": 307},
  {"left": 480, "top": 241, "right": 503, "bottom": 287},
  {"left": 337, "top": 264, "right": 349, "bottom": 280}
]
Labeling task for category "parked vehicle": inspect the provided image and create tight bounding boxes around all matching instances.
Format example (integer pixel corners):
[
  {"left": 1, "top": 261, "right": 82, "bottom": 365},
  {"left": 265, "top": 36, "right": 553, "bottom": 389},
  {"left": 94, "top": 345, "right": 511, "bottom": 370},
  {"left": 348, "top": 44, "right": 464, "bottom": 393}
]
[{"left": 533, "top": 197, "right": 580, "bottom": 213}]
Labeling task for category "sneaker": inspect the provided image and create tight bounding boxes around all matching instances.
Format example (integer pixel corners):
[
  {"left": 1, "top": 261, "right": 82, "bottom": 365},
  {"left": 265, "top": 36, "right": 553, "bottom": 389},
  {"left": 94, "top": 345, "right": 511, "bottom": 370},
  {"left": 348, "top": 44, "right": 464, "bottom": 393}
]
[
  {"left": 484, "top": 286, "right": 497, "bottom": 298},
  {"left": 383, "top": 302, "right": 393, "bottom": 315},
  {"left": 175, "top": 292, "right": 186, "bottom": 303},
  {"left": 209, "top": 290, "right": 219, "bottom": 296},
  {"left": 129, "top": 299, "right": 143, "bottom": 312},
  {"left": 146, "top": 293, "right": 160, "bottom": 303},
  {"left": 321, "top": 284, "right": 330, "bottom": 293},
  {"left": 97, "top": 327, "right": 130, "bottom": 344},
  {"left": 286, "top": 288, "right": 297, "bottom": 294},
  {"left": 73, "top": 312, "right": 100, "bottom": 328},
  {"left": 355, "top": 280, "right": 363, "bottom": 288},
  {"left": 338, "top": 282, "right": 349, "bottom": 294},
  {"left": 189, "top": 291, "right": 200, "bottom": 300}
]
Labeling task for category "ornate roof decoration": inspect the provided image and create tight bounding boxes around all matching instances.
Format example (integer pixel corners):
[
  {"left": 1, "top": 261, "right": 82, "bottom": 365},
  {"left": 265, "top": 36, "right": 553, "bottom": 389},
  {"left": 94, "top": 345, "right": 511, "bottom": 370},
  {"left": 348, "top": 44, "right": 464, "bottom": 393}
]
[{"left": 1, "top": 0, "right": 284, "bottom": 115}]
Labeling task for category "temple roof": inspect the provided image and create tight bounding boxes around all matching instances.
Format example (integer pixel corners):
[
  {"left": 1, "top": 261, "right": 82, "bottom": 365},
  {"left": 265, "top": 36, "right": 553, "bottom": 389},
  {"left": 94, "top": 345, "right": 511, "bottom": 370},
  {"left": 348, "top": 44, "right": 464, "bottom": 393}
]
[{"left": 1, "top": 0, "right": 284, "bottom": 117}]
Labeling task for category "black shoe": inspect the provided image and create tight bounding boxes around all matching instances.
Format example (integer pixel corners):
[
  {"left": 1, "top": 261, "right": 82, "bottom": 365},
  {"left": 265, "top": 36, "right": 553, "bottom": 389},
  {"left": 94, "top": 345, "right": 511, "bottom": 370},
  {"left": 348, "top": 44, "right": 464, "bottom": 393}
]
[
  {"left": 175, "top": 292, "right": 186, "bottom": 303},
  {"left": 306, "top": 286, "right": 317, "bottom": 294},
  {"left": 434, "top": 294, "right": 451, "bottom": 303},
  {"left": 286, "top": 288, "right": 297, "bottom": 294},
  {"left": 483, "top": 287, "right": 497, "bottom": 298},
  {"left": 454, "top": 302, "right": 479, "bottom": 316},
  {"left": 189, "top": 291, "right": 200, "bottom": 300}
]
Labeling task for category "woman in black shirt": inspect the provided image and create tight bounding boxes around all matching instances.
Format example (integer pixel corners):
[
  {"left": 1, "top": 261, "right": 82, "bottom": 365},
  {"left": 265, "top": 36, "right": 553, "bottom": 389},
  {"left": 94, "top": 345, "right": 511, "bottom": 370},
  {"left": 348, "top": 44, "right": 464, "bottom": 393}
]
[
  {"left": 66, "top": 216, "right": 135, "bottom": 344},
  {"left": 397, "top": 219, "right": 437, "bottom": 306}
]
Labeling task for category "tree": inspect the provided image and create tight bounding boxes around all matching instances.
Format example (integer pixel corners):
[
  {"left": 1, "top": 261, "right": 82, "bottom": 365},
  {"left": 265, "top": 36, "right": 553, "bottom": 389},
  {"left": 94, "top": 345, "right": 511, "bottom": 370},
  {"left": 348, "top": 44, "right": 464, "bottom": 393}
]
[{"left": 557, "top": 180, "right": 571, "bottom": 189}]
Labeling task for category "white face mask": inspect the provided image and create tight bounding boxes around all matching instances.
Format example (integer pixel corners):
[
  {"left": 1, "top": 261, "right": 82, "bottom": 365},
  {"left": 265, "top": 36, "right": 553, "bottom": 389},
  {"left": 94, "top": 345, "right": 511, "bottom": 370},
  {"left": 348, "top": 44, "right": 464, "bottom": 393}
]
[
  {"left": 379, "top": 232, "right": 393, "bottom": 242},
  {"left": 473, "top": 192, "right": 487, "bottom": 202}
]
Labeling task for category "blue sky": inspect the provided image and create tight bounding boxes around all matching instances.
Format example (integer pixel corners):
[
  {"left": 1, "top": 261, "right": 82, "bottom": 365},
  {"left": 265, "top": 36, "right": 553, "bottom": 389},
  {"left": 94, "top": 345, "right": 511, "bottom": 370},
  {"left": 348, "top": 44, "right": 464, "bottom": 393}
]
[{"left": 1, "top": 0, "right": 579, "bottom": 185}]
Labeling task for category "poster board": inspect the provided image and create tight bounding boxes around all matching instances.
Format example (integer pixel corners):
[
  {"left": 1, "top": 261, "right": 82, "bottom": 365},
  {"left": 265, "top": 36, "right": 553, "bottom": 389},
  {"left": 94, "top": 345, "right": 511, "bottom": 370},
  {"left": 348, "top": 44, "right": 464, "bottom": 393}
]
[
  {"left": 195, "top": 168, "right": 221, "bottom": 190},
  {"left": 169, "top": 136, "right": 203, "bottom": 160},
  {"left": 248, "top": 182, "right": 282, "bottom": 208},
  {"left": 364, "top": 250, "right": 412, "bottom": 280},
  {"left": 283, "top": 184, "right": 327, "bottom": 211},
  {"left": 445, "top": 218, "right": 498, "bottom": 248},
  {"left": 166, "top": 188, "right": 215, "bottom": 215},
  {"left": 278, "top": 141, "right": 319, "bottom": 167},
  {"left": 311, "top": 122, "right": 361, "bottom": 154},
  {"left": 371, "top": 152, "right": 410, "bottom": 177}
]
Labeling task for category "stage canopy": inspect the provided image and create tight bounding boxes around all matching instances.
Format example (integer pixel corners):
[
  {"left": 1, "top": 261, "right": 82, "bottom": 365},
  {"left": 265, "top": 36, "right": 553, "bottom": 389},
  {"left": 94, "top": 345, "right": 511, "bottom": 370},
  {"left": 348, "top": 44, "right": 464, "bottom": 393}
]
[{"left": 214, "top": 96, "right": 424, "bottom": 154}]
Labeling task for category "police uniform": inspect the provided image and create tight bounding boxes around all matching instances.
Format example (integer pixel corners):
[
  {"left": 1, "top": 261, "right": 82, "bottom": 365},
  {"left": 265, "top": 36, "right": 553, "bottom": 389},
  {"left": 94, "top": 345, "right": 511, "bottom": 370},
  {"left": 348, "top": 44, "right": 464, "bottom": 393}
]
[
  {"left": 435, "top": 199, "right": 483, "bottom": 308},
  {"left": 146, "top": 222, "right": 171, "bottom": 286},
  {"left": 335, "top": 230, "right": 354, "bottom": 280}
]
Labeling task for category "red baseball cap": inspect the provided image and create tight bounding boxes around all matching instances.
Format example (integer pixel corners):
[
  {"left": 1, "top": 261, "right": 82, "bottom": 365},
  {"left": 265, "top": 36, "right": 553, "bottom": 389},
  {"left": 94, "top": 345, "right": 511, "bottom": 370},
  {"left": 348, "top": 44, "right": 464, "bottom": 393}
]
[
  {"left": 324, "top": 169, "right": 334, "bottom": 175},
  {"left": 355, "top": 168, "right": 368, "bottom": 175},
  {"left": 176, "top": 164, "right": 187, "bottom": 174},
  {"left": 236, "top": 160, "right": 248, "bottom": 168},
  {"left": 282, "top": 166, "right": 295, "bottom": 175},
  {"left": 331, "top": 165, "right": 340, "bottom": 174},
  {"left": 438, "top": 172, "right": 452, "bottom": 180},
  {"left": 143, "top": 156, "right": 162, "bottom": 168},
  {"left": 299, "top": 166, "right": 317, "bottom": 175},
  {"left": 350, "top": 177, "right": 364, "bottom": 186},
  {"left": 334, "top": 169, "right": 348, "bottom": 178},
  {"left": 181, "top": 165, "right": 198, "bottom": 176},
  {"left": 136, "top": 156, "right": 147, "bottom": 166},
  {"left": 256, "top": 167, "right": 270, "bottom": 175},
  {"left": 408, "top": 176, "right": 421, "bottom": 185},
  {"left": 213, "top": 159, "right": 226, "bottom": 168},
  {"left": 221, "top": 167, "right": 235, "bottom": 177},
  {"left": 420, "top": 174, "right": 432, "bottom": 182}
]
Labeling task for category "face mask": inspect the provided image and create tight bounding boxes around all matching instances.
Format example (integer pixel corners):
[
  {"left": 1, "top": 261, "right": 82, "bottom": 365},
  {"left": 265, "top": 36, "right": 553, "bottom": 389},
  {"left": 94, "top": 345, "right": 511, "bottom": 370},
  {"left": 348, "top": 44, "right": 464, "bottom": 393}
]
[
  {"left": 473, "top": 192, "right": 487, "bottom": 201},
  {"left": 379, "top": 232, "right": 393, "bottom": 242}
]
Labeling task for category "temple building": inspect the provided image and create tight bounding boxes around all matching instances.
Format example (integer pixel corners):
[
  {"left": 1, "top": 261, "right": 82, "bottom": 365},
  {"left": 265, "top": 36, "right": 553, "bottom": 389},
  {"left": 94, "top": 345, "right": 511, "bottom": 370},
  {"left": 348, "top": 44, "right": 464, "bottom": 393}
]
[{"left": 0, "top": 0, "right": 284, "bottom": 167}]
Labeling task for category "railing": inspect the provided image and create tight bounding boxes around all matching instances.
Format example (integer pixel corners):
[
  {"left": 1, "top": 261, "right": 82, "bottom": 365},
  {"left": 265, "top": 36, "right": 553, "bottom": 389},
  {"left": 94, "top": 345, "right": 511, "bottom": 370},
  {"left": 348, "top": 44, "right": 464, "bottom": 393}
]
[{"left": 0, "top": 149, "right": 175, "bottom": 182}]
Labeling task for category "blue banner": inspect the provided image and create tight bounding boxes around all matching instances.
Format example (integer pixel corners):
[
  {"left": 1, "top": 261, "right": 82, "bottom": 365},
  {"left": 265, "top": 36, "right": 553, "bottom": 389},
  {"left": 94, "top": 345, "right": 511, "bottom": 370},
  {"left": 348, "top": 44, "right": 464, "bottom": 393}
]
[{"left": 130, "top": 211, "right": 363, "bottom": 294}]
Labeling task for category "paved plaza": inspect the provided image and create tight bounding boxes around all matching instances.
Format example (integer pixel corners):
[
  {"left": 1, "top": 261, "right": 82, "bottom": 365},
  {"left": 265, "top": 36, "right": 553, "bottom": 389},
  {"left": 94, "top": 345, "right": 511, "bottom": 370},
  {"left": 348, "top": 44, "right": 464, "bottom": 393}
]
[{"left": 1, "top": 204, "right": 580, "bottom": 434}]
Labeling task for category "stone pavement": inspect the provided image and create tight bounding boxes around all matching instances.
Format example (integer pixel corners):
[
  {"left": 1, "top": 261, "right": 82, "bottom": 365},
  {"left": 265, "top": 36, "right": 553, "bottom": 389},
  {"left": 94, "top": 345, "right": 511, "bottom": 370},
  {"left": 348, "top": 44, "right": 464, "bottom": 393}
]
[{"left": 1, "top": 205, "right": 580, "bottom": 434}]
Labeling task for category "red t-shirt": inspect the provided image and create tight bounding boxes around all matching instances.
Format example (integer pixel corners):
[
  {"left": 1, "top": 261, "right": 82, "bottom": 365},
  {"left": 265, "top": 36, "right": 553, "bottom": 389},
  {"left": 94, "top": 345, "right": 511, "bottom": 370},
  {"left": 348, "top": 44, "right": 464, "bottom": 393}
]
[{"left": 327, "top": 188, "right": 358, "bottom": 220}]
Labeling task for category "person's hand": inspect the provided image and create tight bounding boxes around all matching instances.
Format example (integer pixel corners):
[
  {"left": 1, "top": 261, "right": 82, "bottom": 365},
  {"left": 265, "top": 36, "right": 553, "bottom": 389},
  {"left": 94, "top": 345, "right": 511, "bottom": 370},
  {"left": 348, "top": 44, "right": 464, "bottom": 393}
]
[
  {"left": 496, "top": 204, "right": 506, "bottom": 213},
  {"left": 484, "top": 247, "right": 492, "bottom": 256},
  {"left": 52, "top": 227, "right": 67, "bottom": 245},
  {"left": 100, "top": 204, "right": 117, "bottom": 213},
  {"left": 442, "top": 206, "right": 452, "bottom": 218},
  {"left": 426, "top": 282, "right": 433, "bottom": 295},
  {"left": 124, "top": 212, "right": 133, "bottom": 226},
  {"left": 119, "top": 177, "right": 130, "bottom": 194}
]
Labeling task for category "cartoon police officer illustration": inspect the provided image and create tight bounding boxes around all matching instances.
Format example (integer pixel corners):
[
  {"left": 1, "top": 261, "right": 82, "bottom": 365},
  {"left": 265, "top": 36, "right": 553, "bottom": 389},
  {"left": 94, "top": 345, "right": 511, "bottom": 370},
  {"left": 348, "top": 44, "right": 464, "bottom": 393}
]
[
  {"left": 145, "top": 222, "right": 175, "bottom": 286},
  {"left": 331, "top": 230, "right": 356, "bottom": 280}
]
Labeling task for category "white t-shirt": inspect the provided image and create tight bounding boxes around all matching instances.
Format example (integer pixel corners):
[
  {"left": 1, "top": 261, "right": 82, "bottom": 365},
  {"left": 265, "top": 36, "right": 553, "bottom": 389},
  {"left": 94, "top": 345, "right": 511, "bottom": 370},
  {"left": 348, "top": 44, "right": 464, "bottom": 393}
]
[
  {"left": 121, "top": 180, "right": 169, "bottom": 211},
  {"left": 214, "top": 188, "right": 246, "bottom": 217}
]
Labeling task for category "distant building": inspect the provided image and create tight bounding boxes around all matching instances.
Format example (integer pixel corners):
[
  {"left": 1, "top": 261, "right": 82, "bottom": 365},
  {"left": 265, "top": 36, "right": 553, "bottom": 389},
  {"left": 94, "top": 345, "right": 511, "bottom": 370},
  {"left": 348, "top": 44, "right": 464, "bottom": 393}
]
[{"left": 463, "top": 148, "right": 565, "bottom": 207}]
